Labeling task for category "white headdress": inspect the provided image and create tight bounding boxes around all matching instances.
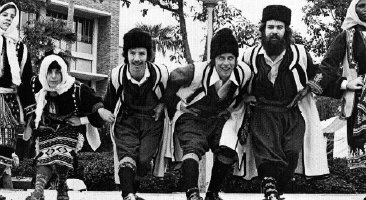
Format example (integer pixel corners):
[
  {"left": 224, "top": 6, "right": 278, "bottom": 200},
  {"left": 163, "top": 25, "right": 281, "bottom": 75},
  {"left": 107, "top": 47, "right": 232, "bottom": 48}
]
[
  {"left": 0, "top": 2, "right": 21, "bottom": 85},
  {"left": 34, "top": 55, "right": 75, "bottom": 128},
  {"left": 341, "top": 0, "right": 366, "bottom": 30}
]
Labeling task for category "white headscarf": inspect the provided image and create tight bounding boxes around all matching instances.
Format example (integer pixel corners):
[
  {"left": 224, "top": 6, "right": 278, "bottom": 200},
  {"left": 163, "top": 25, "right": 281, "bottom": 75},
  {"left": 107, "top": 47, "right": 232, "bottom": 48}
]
[
  {"left": 0, "top": 2, "right": 21, "bottom": 85},
  {"left": 342, "top": 0, "right": 366, "bottom": 30},
  {"left": 34, "top": 55, "right": 75, "bottom": 128}
]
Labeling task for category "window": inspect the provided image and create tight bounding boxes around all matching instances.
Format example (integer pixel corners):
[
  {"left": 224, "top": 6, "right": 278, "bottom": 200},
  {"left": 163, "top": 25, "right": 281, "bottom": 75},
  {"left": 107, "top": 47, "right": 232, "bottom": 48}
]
[
  {"left": 46, "top": 10, "right": 67, "bottom": 20},
  {"left": 74, "top": 17, "right": 93, "bottom": 44},
  {"left": 46, "top": 10, "right": 93, "bottom": 44}
]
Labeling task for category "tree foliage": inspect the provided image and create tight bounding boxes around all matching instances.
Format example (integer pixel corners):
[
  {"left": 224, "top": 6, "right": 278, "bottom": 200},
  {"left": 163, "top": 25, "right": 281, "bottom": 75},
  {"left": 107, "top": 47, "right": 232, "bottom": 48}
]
[
  {"left": 193, "top": 2, "right": 258, "bottom": 61},
  {"left": 22, "top": 18, "right": 76, "bottom": 69},
  {"left": 0, "top": 0, "right": 47, "bottom": 13},
  {"left": 137, "top": 0, "right": 194, "bottom": 64},
  {"left": 303, "top": 0, "right": 352, "bottom": 57},
  {"left": 136, "top": 23, "right": 185, "bottom": 63},
  {"left": 195, "top": 2, "right": 258, "bottom": 48},
  {"left": 136, "top": 23, "right": 176, "bottom": 56}
]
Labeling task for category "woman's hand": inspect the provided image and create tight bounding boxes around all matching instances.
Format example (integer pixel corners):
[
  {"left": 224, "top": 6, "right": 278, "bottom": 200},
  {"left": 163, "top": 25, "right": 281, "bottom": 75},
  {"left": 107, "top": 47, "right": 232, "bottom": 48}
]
[
  {"left": 98, "top": 108, "right": 115, "bottom": 123},
  {"left": 347, "top": 76, "right": 364, "bottom": 90},
  {"left": 66, "top": 116, "right": 81, "bottom": 126}
]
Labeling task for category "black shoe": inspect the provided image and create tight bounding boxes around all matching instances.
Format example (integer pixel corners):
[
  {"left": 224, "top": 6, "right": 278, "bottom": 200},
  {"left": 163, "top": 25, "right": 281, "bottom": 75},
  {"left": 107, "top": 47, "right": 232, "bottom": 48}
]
[
  {"left": 204, "top": 191, "right": 223, "bottom": 200},
  {"left": 0, "top": 195, "right": 5, "bottom": 200},
  {"left": 186, "top": 188, "right": 203, "bottom": 200},
  {"left": 123, "top": 193, "right": 136, "bottom": 200},
  {"left": 261, "top": 177, "right": 280, "bottom": 200},
  {"left": 135, "top": 194, "right": 145, "bottom": 200},
  {"left": 25, "top": 192, "right": 45, "bottom": 200},
  {"left": 122, "top": 193, "right": 145, "bottom": 200}
]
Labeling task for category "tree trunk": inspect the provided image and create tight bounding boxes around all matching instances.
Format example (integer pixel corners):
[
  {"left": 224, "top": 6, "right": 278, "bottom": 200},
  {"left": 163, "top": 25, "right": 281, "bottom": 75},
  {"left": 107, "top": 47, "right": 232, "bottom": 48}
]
[{"left": 178, "top": 0, "right": 193, "bottom": 64}]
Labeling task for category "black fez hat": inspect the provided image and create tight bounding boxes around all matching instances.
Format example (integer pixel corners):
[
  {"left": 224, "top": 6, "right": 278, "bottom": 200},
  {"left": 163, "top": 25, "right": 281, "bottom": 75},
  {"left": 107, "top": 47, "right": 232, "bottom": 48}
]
[
  {"left": 123, "top": 28, "right": 152, "bottom": 63},
  {"left": 262, "top": 5, "right": 291, "bottom": 25},
  {"left": 210, "top": 28, "right": 238, "bottom": 60}
]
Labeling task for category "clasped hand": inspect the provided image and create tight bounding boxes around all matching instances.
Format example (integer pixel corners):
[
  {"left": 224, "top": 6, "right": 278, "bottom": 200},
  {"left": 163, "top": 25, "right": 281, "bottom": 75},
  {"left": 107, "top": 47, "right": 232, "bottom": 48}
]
[
  {"left": 98, "top": 108, "right": 115, "bottom": 123},
  {"left": 347, "top": 76, "right": 364, "bottom": 90}
]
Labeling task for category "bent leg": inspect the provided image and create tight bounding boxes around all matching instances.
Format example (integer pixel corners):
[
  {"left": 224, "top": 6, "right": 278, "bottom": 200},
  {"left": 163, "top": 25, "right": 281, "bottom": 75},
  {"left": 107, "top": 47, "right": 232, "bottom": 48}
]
[{"left": 26, "top": 165, "right": 52, "bottom": 200}]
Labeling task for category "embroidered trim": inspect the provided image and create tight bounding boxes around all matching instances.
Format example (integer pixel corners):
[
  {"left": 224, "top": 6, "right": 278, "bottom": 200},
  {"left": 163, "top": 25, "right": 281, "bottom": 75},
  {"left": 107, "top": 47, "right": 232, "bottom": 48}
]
[
  {"left": 24, "top": 104, "right": 36, "bottom": 116},
  {"left": 308, "top": 80, "right": 323, "bottom": 95}
]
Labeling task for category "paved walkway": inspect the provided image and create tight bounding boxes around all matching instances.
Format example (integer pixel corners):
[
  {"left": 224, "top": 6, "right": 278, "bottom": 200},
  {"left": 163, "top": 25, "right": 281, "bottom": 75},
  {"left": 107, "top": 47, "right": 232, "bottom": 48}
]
[{"left": 1, "top": 190, "right": 366, "bottom": 200}]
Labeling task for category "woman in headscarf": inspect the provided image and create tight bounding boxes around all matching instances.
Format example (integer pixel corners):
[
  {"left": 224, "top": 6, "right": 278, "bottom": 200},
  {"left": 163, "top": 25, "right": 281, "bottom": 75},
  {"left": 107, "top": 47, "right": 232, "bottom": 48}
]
[
  {"left": 25, "top": 54, "right": 112, "bottom": 200},
  {"left": 319, "top": 0, "right": 366, "bottom": 171},
  {"left": 0, "top": 2, "right": 33, "bottom": 199}
]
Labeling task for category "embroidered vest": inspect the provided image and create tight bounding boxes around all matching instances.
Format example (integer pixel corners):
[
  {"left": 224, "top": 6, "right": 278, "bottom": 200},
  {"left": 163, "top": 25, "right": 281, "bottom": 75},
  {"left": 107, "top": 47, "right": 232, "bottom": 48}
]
[
  {"left": 176, "top": 61, "right": 249, "bottom": 109},
  {"left": 110, "top": 62, "right": 168, "bottom": 102},
  {"left": 244, "top": 44, "right": 308, "bottom": 94}
]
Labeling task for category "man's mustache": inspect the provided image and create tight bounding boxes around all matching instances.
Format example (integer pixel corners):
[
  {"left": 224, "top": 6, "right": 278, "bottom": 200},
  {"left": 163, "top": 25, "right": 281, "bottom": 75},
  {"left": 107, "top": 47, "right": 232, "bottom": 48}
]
[
  {"left": 270, "top": 34, "right": 280, "bottom": 40},
  {"left": 132, "top": 61, "right": 143, "bottom": 66}
]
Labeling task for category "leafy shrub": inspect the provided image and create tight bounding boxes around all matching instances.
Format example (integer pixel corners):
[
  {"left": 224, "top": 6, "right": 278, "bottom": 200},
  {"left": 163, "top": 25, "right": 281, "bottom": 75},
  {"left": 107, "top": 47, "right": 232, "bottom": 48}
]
[
  {"left": 80, "top": 152, "right": 115, "bottom": 191},
  {"left": 315, "top": 96, "right": 341, "bottom": 121},
  {"left": 12, "top": 152, "right": 366, "bottom": 193},
  {"left": 222, "top": 157, "right": 366, "bottom": 194}
]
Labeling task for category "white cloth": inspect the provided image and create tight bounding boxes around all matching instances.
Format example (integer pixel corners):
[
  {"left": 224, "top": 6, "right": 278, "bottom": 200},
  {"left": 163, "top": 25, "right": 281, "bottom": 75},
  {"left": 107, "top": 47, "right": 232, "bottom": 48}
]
[
  {"left": 0, "top": 2, "right": 21, "bottom": 86},
  {"left": 296, "top": 93, "right": 329, "bottom": 176},
  {"left": 322, "top": 116, "right": 348, "bottom": 158},
  {"left": 85, "top": 123, "right": 100, "bottom": 151},
  {"left": 126, "top": 63, "right": 150, "bottom": 86},
  {"left": 342, "top": 0, "right": 366, "bottom": 30}
]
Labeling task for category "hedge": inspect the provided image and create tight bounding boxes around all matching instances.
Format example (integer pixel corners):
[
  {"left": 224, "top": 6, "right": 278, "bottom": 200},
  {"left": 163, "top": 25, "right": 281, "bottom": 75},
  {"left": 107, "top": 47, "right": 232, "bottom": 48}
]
[{"left": 11, "top": 152, "right": 366, "bottom": 193}]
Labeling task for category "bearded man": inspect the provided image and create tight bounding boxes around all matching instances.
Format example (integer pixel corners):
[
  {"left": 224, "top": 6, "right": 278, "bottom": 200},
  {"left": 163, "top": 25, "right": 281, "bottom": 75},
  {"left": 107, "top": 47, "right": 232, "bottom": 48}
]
[{"left": 242, "top": 5, "right": 331, "bottom": 200}]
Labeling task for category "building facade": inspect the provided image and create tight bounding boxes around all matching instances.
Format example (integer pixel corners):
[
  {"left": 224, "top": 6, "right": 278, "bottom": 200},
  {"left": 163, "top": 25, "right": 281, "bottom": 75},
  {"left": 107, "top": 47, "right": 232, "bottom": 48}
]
[{"left": 20, "top": 0, "right": 120, "bottom": 96}]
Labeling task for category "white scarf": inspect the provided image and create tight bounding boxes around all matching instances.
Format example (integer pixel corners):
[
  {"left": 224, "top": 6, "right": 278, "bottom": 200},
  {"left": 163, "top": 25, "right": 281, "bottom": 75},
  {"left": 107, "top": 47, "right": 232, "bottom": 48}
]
[
  {"left": 0, "top": 2, "right": 21, "bottom": 86},
  {"left": 34, "top": 55, "right": 75, "bottom": 128},
  {"left": 342, "top": 0, "right": 366, "bottom": 30}
]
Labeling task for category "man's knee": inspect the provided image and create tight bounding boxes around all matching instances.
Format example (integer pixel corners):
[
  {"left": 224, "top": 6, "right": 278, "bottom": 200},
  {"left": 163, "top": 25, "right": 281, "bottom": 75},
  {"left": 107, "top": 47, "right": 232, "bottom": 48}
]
[
  {"left": 119, "top": 156, "right": 137, "bottom": 172},
  {"left": 182, "top": 152, "right": 200, "bottom": 163},
  {"left": 216, "top": 146, "right": 237, "bottom": 165}
]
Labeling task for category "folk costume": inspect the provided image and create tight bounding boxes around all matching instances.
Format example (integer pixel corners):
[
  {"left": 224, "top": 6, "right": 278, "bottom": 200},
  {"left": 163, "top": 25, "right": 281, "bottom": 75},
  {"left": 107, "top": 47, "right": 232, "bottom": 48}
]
[
  {"left": 0, "top": 2, "right": 33, "bottom": 180},
  {"left": 319, "top": 0, "right": 366, "bottom": 170},
  {"left": 164, "top": 28, "right": 251, "bottom": 200},
  {"left": 242, "top": 5, "right": 329, "bottom": 200},
  {"left": 25, "top": 55, "right": 104, "bottom": 200},
  {"left": 104, "top": 29, "right": 169, "bottom": 200}
]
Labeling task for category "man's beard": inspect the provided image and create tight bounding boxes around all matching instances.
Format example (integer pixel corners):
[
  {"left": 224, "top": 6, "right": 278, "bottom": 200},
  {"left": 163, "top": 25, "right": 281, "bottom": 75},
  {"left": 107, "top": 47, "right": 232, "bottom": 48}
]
[{"left": 262, "top": 34, "right": 287, "bottom": 57}]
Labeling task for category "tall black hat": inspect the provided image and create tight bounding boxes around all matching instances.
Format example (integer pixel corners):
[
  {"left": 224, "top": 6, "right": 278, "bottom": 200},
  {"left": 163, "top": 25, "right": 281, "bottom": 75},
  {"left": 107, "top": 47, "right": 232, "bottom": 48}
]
[{"left": 262, "top": 5, "right": 291, "bottom": 25}]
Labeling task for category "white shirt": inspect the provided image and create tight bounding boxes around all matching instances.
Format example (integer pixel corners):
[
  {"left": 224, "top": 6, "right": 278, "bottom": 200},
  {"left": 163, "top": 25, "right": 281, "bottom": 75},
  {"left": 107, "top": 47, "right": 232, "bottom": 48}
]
[
  {"left": 126, "top": 64, "right": 150, "bottom": 86},
  {"left": 259, "top": 48, "right": 287, "bottom": 84},
  {"left": 209, "top": 67, "right": 239, "bottom": 87}
]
